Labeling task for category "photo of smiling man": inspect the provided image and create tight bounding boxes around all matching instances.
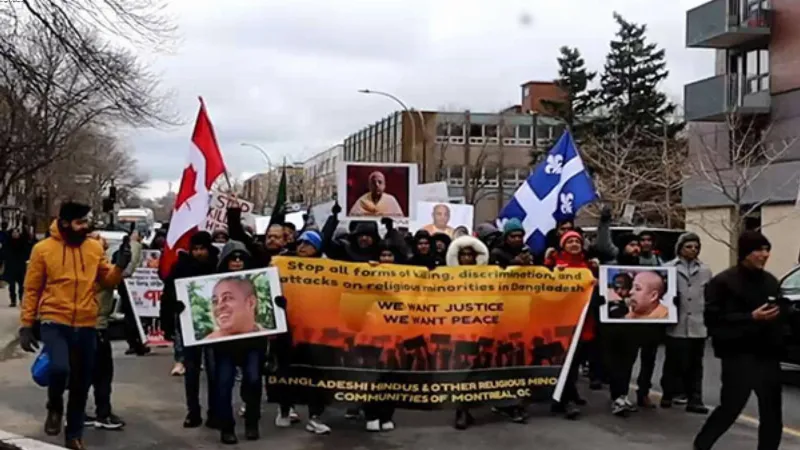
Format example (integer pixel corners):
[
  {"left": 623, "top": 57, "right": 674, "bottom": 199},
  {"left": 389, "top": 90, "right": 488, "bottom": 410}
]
[
  {"left": 205, "top": 277, "right": 262, "bottom": 340},
  {"left": 599, "top": 265, "right": 678, "bottom": 324},
  {"left": 175, "top": 268, "right": 287, "bottom": 346}
]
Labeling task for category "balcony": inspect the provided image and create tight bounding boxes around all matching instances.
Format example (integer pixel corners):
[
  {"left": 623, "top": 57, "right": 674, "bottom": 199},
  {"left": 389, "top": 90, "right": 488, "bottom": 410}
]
[
  {"left": 686, "top": 0, "right": 772, "bottom": 49},
  {"left": 684, "top": 73, "right": 770, "bottom": 122}
]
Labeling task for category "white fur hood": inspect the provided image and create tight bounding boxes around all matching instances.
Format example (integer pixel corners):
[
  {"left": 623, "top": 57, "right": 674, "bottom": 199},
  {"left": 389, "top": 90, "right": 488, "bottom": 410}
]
[{"left": 446, "top": 236, "right": 490, "bottom": 266}]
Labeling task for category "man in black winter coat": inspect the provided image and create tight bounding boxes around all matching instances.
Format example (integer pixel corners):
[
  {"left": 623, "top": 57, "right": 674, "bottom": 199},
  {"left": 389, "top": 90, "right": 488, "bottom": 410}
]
[
  {"left": 694, "top": 231, "right": 785, "bottom": 450},
  {"left": 160, "top": 231, "right": 220, "bottom": 430}
]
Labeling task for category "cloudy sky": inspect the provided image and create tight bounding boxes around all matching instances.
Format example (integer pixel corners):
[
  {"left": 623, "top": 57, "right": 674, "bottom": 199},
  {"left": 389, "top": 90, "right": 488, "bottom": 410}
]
[{"left": 129, "top": 0, "right": 713, "bottom": 199}]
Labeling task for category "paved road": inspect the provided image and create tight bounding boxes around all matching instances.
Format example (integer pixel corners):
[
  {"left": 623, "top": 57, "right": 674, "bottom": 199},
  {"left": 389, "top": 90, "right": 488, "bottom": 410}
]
[{"left": 0, "top": 343, "right": 798, "bottom": 450}]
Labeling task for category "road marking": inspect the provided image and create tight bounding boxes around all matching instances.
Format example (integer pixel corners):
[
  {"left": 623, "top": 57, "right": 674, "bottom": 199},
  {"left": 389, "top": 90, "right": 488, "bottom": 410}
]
[{"left": 631, "top": 384, "right": 800, "bottom": 438}]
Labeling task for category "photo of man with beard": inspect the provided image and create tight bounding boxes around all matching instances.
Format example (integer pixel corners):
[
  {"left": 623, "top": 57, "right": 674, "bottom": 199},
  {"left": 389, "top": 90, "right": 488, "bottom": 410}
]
[{"left": 204, "top": 277, "right": 263, "bottom": 340}]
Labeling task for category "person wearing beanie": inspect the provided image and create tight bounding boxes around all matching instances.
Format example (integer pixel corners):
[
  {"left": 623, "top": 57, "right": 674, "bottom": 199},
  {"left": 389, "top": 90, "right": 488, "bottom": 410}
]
[
  {"left": 695, "top": 230, "right": 785, "bottom": 450},
  {"left": 474, "top": 222, "right": 502, "bottom": 250},
  {"left": 159, "top": 231, "right": 220, "bottom": 430},
  {"left": 296, "top": 230, "right": 323, "bottom": 257},
  {"left": 489, "top": 218, "right": 531, "bottom": 269},
  {"left": 661, "top": 232, "right": 711, "bottom": 414},
  {"left": 637, "top": 230, "right": 663, "bottom": 266},
  {"left": 18, "top": 201, "right": 132, "bottom": 450}
]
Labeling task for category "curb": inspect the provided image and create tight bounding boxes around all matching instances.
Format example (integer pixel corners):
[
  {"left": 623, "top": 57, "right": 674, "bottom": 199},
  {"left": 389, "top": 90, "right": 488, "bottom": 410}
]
[{"left": 0, "top": 431, "right": 64, "bottom": 449}]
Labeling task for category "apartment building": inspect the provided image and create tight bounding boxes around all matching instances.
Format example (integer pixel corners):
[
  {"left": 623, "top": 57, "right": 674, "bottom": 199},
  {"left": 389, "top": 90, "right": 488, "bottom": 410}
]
[
  {"left": 242, "top": 164, "right": 305, "bottom": 214},
  {"left": 342, "top": 109, "right": 564, "bottom": 224},
  {"left": 303, "top": 144, "right": 342, "bottom": 206},
  {"left": 683, "top": 0, "right": 800, "bottom": 275}
]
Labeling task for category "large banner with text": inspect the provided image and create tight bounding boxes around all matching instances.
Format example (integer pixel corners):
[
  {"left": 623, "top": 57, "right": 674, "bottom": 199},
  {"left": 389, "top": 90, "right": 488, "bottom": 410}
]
[{"left": 266, "top": 257, "right": 594, "bottom": 409}]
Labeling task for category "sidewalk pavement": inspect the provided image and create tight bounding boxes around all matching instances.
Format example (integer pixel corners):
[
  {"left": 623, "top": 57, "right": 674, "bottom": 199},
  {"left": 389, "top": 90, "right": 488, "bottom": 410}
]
[{"left": 0, "top": 289, "right": 22, "bottom": 363}]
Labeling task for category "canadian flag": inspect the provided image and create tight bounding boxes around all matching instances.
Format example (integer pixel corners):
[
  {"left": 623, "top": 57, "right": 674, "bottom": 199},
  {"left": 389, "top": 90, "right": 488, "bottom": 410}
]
[{"left": 159, "top": 98, "right": 227, "bottom": 279}]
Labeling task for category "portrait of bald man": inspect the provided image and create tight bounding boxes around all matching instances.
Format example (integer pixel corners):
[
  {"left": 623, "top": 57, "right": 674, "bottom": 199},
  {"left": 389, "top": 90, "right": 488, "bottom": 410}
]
[
  {"left": 422, "top": 203, "right": 455, "bottom": 237},
  {"left": 348, "top": 170, "right": 404, "bottom": 217},
  {"left": 625, "top": 270, "right": 669, "bottom": 320}
]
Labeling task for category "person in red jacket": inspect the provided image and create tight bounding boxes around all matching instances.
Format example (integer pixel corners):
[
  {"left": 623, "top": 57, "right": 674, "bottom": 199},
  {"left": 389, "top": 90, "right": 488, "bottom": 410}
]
[{"left": 545, "top": 230, "right": 597, "bottom": 419}]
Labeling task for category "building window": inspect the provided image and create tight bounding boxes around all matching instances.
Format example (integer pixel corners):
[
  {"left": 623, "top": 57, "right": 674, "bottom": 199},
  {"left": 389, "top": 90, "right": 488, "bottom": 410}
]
[
  {"left": 740, "top": 205, "right": 761, "bottom": 231},
  {"left": 522, "top": 86, "right": 530, "bottom": 98},
  {"left": 745, "top": 49, "right": 769, "bottom": 94},
  {"left": 536, "top": 125, "right": 552, "bottom": 141},
  {"left": 484, "top": 124, "right": 498, "bottom": 138},
  {"left": 469, "top": 124, "right": 483, "bottom": 137},
  {"left": 517, "top": 125, "right": 532, "bottom": 139},
  {"left": 436, "top": 123, "right": 449, "bottom": 137},
  {"left": 450, "top": 165, "right": 463, "bottom": 180},
  {"left": 450, "top": 123, "right": 464, "bottom": 137}
]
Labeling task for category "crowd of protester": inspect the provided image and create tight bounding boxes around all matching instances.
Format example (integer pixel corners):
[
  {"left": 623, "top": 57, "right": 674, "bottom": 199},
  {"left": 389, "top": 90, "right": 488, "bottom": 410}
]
[{"left": 2, "top": 199, "right": 791, "bottom": 450}]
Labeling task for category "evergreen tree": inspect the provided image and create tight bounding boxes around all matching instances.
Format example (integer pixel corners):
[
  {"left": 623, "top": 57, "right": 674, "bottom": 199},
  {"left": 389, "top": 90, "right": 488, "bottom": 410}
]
[
  {"left": 541, "top": 46, "right": 597, "bottom": 133},
  {"left": 597, "top": 13, "right": 680, "bottom": 141}
]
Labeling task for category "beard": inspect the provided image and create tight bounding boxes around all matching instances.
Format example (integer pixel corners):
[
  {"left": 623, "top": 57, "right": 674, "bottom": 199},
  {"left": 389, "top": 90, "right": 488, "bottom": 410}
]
[{"left": 60, "top": 225, "right": 88, "bottom": 246}]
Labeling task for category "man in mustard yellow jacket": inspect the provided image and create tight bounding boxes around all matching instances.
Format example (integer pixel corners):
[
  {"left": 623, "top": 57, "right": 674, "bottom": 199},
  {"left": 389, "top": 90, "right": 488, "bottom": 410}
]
[{"left": 18, "top": 202, "right": 131, "bottom": 450}]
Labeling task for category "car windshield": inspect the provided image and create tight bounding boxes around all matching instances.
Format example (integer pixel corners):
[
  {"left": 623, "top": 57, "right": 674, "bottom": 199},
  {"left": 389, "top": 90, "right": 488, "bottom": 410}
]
[{"left": 782, "top": 268, "right": 800, "bottom": 295}]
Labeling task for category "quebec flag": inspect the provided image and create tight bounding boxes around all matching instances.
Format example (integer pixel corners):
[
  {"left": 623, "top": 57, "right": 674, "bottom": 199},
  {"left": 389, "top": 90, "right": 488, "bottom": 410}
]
[{"left": 497, "top": 130, "right": 597, "bottom": 255}]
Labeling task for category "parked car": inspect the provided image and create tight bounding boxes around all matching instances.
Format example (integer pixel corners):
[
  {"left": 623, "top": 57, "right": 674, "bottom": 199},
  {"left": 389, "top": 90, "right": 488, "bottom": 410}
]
[{"left": 780, "top": 265, "right": 800, "bottom": 375}]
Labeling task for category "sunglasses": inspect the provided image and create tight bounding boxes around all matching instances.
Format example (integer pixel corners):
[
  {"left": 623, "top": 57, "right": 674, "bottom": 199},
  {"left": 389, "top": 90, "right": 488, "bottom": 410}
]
[{"left": 230, "top": 253, "right": 245, "bottom": 261}]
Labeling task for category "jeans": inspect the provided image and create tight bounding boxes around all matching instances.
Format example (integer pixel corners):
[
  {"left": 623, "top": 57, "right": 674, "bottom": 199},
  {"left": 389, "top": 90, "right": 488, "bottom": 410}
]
[
  {"left": 695, "top": 355, "right": 782, "bottom": 450},
  {"left": 40, "top": 323, "right": 97, "bottom": 440},
  {"left": 184, "top": 345, "right": 215, "bottom": 418},
  {"left": 173, "top": 319, "right": 184, "bottom": 363},
  {"left": 92, "top": 330, "right": 114, "bottom": 418},
  {"left": 214, "top": 348, "right": 263, "bottom": 429}
]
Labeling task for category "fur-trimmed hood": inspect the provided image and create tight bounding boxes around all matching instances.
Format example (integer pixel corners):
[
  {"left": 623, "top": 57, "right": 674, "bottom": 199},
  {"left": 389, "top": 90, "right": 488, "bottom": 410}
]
[{"left": 446, "top": 236, "right": 490, "bottom": 266}]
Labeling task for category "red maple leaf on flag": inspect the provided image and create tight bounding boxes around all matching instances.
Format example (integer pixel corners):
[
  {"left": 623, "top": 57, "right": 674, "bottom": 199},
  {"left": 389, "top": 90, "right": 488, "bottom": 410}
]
[{"left": 174, "top": 164, "right": 198, "bottom": 211}]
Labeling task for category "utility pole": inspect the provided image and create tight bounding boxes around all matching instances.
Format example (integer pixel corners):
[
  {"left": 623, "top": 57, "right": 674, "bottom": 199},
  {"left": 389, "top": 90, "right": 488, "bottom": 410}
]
[
  {"left": 464, "top": 110, "right": 472, "bottom": 204},
  {"left": 497, "top": 114, "right": 506, "bottom": 214},
  {"left": 663, "top": 120, "right": 671, "bottom": 228}
]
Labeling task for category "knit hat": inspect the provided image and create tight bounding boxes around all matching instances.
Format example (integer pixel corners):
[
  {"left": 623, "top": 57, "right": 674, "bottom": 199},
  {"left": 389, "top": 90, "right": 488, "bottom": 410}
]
[
  {"left": 503, "top": 218, "right": 524, "bottom": 234},
  {"left": 737, "top": 230, "right": 771, "bottom": 262},
  {"left": 559, "top": 230, "right": 584, "bottom": 249},
  {"left": 615, "top": 232, "right": 639, "bottom": 249},
  {"left": 58, "top": 201, "right": 91, "bottom": 221},
  {"left": 298, "top": 230, "right": 322, "bottom": 252},
  {"left": 674, "top": 232, "right": 701, "bottom": 256},
  {"left": 190, "top": 231, "right": 213, "bottom": 249}
]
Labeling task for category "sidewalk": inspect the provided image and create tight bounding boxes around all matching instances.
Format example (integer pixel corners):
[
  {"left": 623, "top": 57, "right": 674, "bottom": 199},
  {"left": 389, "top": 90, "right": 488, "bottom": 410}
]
[{"left": 0, "top": 289, "right": 21, "bottom": 362}]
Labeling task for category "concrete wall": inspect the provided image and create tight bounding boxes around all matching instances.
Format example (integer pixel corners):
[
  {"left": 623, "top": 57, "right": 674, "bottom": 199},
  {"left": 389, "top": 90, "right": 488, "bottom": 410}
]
[
  {"left": 687, "top": 204, "right": 800, "bottom": 277},
  {"left": 761, "top": 204, "right": 800, "bottom": 276},
  {"left": 686, "top": 207, "right": 735, "bottom": 275}
]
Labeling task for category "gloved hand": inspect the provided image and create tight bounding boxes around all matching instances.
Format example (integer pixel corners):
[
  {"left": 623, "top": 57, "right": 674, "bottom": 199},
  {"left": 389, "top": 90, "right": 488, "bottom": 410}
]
[
  {"left": 115, "top": 241, "right": 132, "bottom": 269},
  {"left": 331, "top": 202, "right": 342, "bottom": 215},
  {"left": 600, "top": 205, "right": 612, "bottom": 223},
  {"left": 175, "top": 301, "right": 186, "bottom": 314},
  {"left": 381, "top": 217, "right": 394, "bottom": 230},
  {"left": 274, "top": 296, "right": 287, "bottom": 309},
  {"left": 19, "top": 327, "right": 39, "bottom": 353}
]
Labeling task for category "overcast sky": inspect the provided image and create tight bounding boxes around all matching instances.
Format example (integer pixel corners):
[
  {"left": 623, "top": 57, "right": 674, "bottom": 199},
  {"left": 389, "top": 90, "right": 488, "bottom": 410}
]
[{"left": 129, "top": 0, "right": 713, "bottom": 199}]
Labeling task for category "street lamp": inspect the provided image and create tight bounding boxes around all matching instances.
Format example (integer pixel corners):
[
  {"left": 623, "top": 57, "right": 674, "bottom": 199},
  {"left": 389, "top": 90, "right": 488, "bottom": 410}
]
[
  {"left": 240, "top": 142, "right": 275, "bottom": 214},
  {"left": 358, "top": 89, "right": 429, "bottom": 182}
]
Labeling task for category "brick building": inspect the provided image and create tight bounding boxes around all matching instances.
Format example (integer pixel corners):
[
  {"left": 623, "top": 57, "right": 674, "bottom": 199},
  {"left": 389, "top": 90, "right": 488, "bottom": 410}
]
[
  {"left": 683, "top": 0, "right": 800, "bottom": 275},
  {"left": 242, "top": 164, "right": 305, "bottom": 214},
  {"left": 303, "top": 144, "right": 341, "bottom": 206}
]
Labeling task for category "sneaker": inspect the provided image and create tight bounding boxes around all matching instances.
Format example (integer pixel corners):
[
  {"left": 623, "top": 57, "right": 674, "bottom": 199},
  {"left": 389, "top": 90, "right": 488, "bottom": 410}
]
[
  {"left": 238, "top": 405, "right": 246, "bottom": 417},
  {"left": 306, "top": 417, "right": 331, "bottom": 435},
  {"left": 623, "top": 398, "right": 638, "bottom": 412},
  {"left": 365, "top": 419, "right": 381, "bottom": 432},
  {"left": 674, "top": 395, "right": 689, "bottom": 405},
  {"left": 95, "top": 415, "right": 125, "bottom": 430},
  {"left": 564, "top": 401, "right": 581, "bottom": 420},
  {"left": 510, "top": 407, "right": 526, "bottom": 424},
  {"left": 611, "top": 397, "right": 628, "bottom": 417},
  {"left": 84, "top": 415, "right": 97, "bottom": 427},
  {"left": 289, "top": 407, "right": 300, "bottom": 423},
  {"left": 170, "top": 362, "right": 186, "bottom": 376},
  {"left": 686, "top": 402, "right": 710, "bottom": 415},
  {"left": 344, "top": 407, "right": 360, "bottom": 420},
  {"left": 381, "top": 421, "right": 395, "bottom": 431},
  {"left": 45, "top": 410, "right": 63, "bottom": 436},
  {"left": 636, "top": 394, "right": 655, "bottom": 409},
  {"left": 660, "top": 397, "right": 673, "bottom": 408},
  {"left": 275, "top": 413, "right": 293, "bottom": 428},
  {"left": 183, "top": 413, "right": 202, "bottom": 428}
]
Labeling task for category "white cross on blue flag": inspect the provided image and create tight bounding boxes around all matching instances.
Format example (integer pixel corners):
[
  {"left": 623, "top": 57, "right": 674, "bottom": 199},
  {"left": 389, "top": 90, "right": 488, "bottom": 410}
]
[{"left": 496, "top": 130, "right": 597, "bottom": 255}]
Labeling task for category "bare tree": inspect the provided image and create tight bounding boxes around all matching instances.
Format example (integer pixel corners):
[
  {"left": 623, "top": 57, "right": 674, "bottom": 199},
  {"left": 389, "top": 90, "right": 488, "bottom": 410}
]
[
  {"left": 580, "top": 122, "right": 688, "bottom": 227},
  {"left": 0, "top": 0, "right": 175, "bottom": 125},
  {"left": 0, "top": 23, "right": 171, "bottom": 205},
  {"left": 684, "top": 114, "right": 798, "bottom": 254}
]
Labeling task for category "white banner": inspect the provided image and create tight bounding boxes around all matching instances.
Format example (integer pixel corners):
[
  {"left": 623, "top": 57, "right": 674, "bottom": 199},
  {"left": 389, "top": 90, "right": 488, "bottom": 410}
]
[
  {"left": 202, "top": 192, "right": 255, "bottom": 233},
  {"left": 124, "top": 250, "right": 170, "bottom": 346}
]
